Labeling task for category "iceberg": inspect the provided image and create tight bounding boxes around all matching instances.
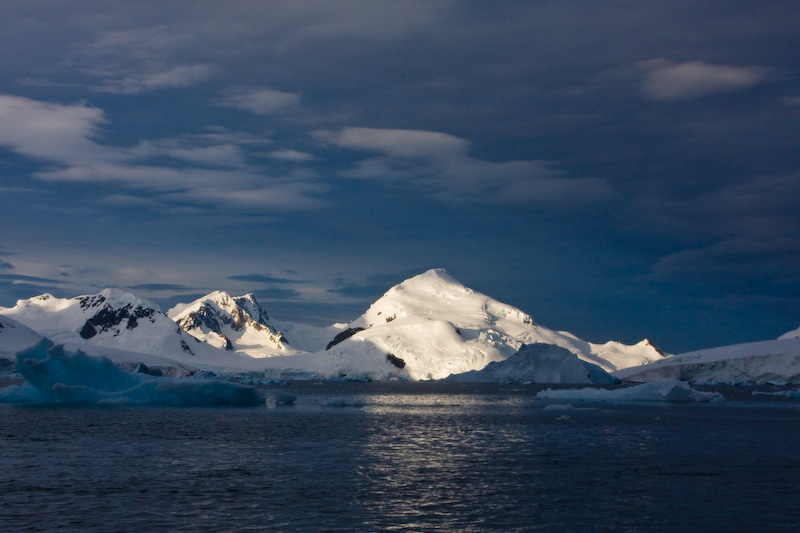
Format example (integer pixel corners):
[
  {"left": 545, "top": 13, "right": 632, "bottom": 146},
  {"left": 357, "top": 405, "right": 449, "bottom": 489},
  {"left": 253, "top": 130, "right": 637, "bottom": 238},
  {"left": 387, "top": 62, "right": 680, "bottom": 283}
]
[
  {"left": 0, "top": 339, "right": 295, "bottom": 407},
  {"left": 445, "top": 343, "right": 619, "bottom": 384},
  {"left": 752, "top": 388, "right": 800, "bottom": 399},
  {"left": 536, "top": 379, "right": 724, "bottom": 403},
  {"left": 323, "top": 396, "right": 368, "bottom": 408}
]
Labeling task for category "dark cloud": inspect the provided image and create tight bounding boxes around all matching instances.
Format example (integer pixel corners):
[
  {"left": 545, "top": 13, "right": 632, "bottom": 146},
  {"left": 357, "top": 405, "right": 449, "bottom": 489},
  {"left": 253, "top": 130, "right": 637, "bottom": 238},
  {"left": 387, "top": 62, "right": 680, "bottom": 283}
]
[
  {"left": 317, "top": 127, "right": 613, "bottom": 205},
  {"left": 0, "top": 276, "right": 73, "bottom": 309},
  {"left": 0, "top": 261, "right": 12, "bottom": 270},
  {"left": 0, "top": 274, "right": 67, "bottom": 285},
  {"left": 129, "top": 283, "right": 195, "bottom": 292},
  {"left": 251, "top": 287, "right": 304, "bottom": 301},
  {"left": 327, "top": 282, "right": 390, "bottom": 301},
  {"left": 227, "top": 274, "right": 305, "bottom": 285},
  {"left": 0, "top": 1, "right": 798, "bottom": 351},
  {"left": 652, "top": 238, "right": 800, "bottom": 290},
  {"left": 0, "top": 281, "right": 66, "bottom": 307},
  {"left": 263, "top": 301, "right": 366, "bottom": 327},
  {"left": 327, "top": 271, "right": 422, "bottom": 300}
]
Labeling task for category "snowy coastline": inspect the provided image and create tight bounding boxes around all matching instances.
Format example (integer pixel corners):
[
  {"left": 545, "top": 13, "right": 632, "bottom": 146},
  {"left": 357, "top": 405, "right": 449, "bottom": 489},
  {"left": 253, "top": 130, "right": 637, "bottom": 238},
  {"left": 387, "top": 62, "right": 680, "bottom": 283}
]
[{"left": 2, "top": 270, "right": 799, "bottom": 386}]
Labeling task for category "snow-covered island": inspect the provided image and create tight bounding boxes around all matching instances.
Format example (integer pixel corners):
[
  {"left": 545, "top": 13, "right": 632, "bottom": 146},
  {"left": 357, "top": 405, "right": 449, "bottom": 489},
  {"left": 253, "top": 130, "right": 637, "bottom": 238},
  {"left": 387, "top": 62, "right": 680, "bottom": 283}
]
[{"left": 2, "top": 269, "right": 799, "bottom": 387}]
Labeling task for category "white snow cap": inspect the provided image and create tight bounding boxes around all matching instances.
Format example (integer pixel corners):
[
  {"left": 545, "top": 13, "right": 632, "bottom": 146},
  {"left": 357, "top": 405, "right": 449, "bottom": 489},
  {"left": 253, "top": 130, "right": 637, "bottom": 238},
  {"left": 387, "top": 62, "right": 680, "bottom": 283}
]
[
  {"left": 168, "top": 290, "right": 288, "bottom": 357},
  {"left": 310, "top": 268, "right": 663, "bottom": 380}
]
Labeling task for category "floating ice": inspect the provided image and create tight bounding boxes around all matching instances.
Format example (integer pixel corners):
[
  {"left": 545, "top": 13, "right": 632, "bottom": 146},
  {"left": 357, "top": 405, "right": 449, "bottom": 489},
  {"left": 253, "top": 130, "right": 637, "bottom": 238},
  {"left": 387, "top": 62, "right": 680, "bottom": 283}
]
[
  {"left": 753, "top": 388, "right": 800, "bottom": 399},
  {"left": 446, "top": 343, "right": 619, "bottom": 384},
  {"left": 542, "top": 403, "right": 593, "bottom": 411},
  {"left": 323, "top": 396, "right": 367, "bottom": 408},
  {"left": 0, "top": 339, "right": 295, "bottom": 406},
  {"left": 536, "top": 379, "right": 724, "bottom": 403}
]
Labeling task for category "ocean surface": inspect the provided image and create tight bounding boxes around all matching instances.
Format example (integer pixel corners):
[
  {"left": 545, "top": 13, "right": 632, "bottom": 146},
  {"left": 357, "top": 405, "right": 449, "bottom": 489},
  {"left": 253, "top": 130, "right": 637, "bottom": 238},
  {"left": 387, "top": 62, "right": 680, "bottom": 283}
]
[{"left": 1, "top": 382, "right": 799, "bottom": 532}]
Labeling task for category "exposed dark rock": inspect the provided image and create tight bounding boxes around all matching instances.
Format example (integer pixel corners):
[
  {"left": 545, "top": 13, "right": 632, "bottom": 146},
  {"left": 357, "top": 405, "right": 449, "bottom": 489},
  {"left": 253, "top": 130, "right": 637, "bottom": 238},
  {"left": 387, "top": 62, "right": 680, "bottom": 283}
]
[
  {"left": 326, "top": 327, "right": 365, "bottom": 350},
  {"left": 644, "top": 339, "right": 666, "bottom": 357},
  {"left": 180, "top": 340, "right": 195, "bottom": 355},
  {"left": 79, "top": 304, "right": 157, "bottom": 339},
  {"left": 222, "top": 335, "right": 234, "bottom": 351},
  {"left": 174, "top": 296, "right": 286, "bottom": 349},
  {"left": 134, "top": 363, "right": 162, "bottom": 377},
  {"left": 78, "top": 294, "right": 106, "bottom": 311},
  {"left": 385, "top": 314, "right": 396, "bottom": 323},
  {"left": 177, "top": 307, "right": 221, "bottom": 334},
  {"left": 79, "top": 321, "right": 97, "bottom": 339},
  {"left": 387, "top": 353, "right": 405, "bottom": 369}
]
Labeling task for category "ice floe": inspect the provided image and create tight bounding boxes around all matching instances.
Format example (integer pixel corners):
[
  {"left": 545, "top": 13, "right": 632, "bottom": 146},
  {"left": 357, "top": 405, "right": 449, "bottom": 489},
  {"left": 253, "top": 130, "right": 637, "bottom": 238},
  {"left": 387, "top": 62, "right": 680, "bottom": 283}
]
[{"left": 536, "top": 379, "right": 724, "bottom": 403}]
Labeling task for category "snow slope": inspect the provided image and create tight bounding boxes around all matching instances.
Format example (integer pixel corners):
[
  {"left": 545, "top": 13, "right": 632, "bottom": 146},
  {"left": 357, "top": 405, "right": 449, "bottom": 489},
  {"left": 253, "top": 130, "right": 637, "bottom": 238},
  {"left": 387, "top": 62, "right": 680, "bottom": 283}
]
[
  {"left": 263, "top": 269, "right": 665, "bottom": 380},
  {"left": 0, "top": 289, "right": 265, "bottom": 372},
  {"left": 269, "top": 320, "right": 345, "bottom": 353},
  {"left": 0, "top": 314, "right": 43, "bottom": 357},
  {"left": 779, "top": 326, "right": 800, "bottom": 340},
  {"left": 168, "top": 291, "right": 290, "bottom": 357},
  {"left": 615, "top": 337, "right": 800, "bottom": 384},
  {"left": 445, "top": 343, "right": 619, "bottom": 384}
]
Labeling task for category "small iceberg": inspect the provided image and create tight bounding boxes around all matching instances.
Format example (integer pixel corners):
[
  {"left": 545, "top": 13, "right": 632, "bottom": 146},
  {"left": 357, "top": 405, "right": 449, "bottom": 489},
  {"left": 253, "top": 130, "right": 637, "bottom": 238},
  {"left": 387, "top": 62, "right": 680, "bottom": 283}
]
[
  {"left": 445, "top": 343, "right": 619, "bottom": 384},
  {"left": 323, "top": 396, "right": 367, "bottom": 408},
  {"left": 0, "top": 339, "right": 295, "bottom": 407},
  {"left": 753, "top": 388, "right": 800, "bottom": 399},
  {"left": 536, "top": 379, "right": 724, "bottom": 403}
]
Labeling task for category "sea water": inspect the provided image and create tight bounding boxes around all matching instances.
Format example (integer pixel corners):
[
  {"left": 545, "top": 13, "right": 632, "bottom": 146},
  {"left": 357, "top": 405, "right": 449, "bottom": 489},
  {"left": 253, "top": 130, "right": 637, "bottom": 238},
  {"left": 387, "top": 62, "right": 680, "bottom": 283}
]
[{"left": 1, "top": 382, "right": 799, "bottom": 532}]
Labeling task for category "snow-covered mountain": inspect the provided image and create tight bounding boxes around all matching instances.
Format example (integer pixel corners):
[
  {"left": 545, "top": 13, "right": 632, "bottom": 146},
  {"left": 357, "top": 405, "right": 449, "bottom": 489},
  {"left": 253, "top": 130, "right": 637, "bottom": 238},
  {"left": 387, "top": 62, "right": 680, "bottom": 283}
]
[
  {"left": 1, "top": 270, "right": 666, "bottom": 381},
  {"left": 263, "top": 269, "right": 665, "bottom": 380},
  {"left": 168, "top": 291, "right": 290, "bottom": 357},
  {"left": 614, "top": 337, "right": 800, "bottom": 384},
  {"left": 0, "top": 289, "right": 263, "bottom": 372}
]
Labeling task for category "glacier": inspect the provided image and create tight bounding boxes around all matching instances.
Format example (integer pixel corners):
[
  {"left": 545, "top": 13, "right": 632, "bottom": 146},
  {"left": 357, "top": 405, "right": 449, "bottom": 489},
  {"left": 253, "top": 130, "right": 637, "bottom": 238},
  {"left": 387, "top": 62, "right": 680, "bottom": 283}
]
[{"left": 615, "top": 337, "right": 800, "bottom": 385}]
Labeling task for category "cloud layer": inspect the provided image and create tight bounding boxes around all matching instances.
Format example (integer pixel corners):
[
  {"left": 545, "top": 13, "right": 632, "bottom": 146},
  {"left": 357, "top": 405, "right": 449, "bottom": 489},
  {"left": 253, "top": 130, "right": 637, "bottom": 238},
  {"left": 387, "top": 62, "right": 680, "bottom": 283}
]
[
  {"left": 640, "top": 60, "right": 770, "bottom": 102},
  {"left": 318, "top": 127, "right": 612, "bottom": 205},
  {"left": 0, "top": 1, "right": 798, "bottom": 352},
  {"left": 0, "top": 94, "right": 326, "bottom": 212}
]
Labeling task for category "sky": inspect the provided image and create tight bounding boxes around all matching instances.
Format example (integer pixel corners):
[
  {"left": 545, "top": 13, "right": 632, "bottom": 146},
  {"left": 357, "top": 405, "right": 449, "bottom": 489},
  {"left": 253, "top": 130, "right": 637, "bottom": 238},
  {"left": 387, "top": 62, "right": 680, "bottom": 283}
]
[{"left": 0, "top": 1, "right": 799, "bottom": 354}]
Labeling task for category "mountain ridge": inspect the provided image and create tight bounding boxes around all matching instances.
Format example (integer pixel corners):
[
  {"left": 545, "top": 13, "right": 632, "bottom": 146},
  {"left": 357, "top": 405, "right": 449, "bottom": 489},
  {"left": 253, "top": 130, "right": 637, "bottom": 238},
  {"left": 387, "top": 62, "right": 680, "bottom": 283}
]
[
  {"left": 168, "top": 291, "right": 289, "bottom": 357},
  {"left": 0, "top": 269, "right": 668, "bottom": 381}
]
